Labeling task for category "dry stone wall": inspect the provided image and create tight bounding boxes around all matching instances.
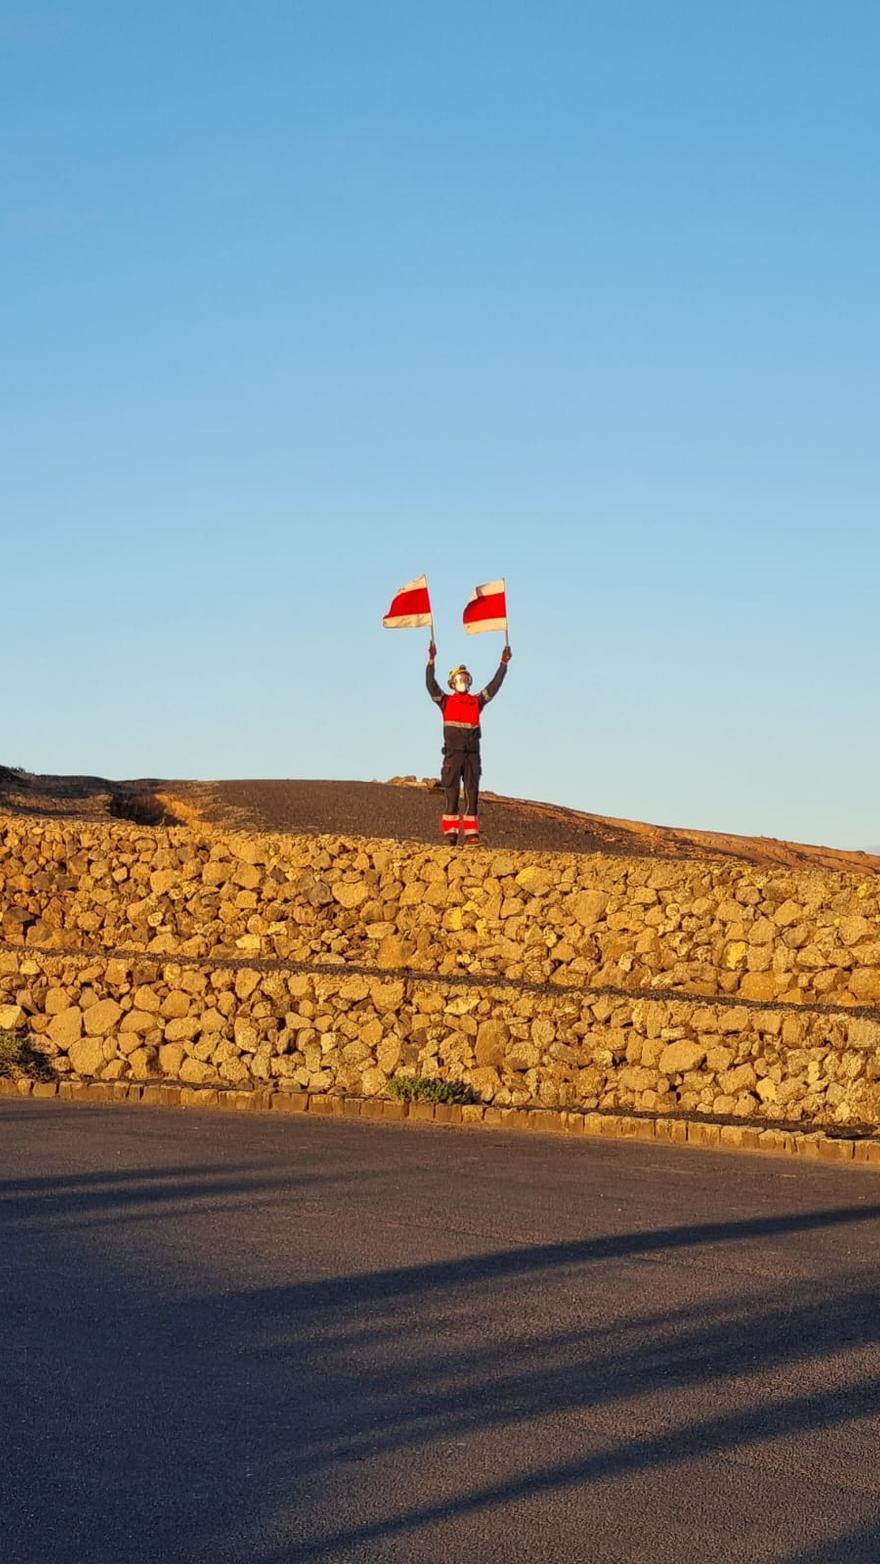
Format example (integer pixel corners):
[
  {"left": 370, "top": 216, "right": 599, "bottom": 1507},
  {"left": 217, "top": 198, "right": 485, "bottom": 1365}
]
[
  {"left": 3, "top": 815, "right": 880, "bottom": 1005},
  {"left": 2, "top": 813, "right": 880, "bottom": 1130},
  {"left": 1, "top": 947, "right": 880, "bottom": 1127}
]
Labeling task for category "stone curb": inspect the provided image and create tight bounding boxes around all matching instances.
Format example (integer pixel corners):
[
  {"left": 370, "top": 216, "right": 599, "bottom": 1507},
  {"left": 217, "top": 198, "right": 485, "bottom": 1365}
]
[{"left": 3, "top": 1075, "right": 878, "bottom": 1167}]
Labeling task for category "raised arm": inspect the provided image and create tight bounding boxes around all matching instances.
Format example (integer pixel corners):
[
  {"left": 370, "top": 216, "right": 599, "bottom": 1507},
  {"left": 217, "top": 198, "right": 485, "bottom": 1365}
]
[
  {"left": 426, "top": 642, "right": 444, "bottom": 705},
  {"left": 478, "top": 645, "right": 512, "bottom": 707}
]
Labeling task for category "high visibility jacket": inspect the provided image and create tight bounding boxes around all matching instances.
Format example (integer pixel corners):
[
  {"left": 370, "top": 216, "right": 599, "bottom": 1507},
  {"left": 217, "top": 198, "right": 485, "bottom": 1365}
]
[{"left": 426, "top": 662, "right": 507, "bottom": 752}]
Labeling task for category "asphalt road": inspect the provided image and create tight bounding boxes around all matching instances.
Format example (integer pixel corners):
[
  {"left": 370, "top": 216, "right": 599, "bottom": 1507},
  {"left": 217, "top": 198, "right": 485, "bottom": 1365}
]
[{"left": 4, "top": 1103, "right": 880, "bottom": 1564}]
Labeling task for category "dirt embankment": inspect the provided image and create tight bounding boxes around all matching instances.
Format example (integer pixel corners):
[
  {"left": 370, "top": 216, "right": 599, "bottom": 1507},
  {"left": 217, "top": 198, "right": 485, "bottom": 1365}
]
[{"left": 1, "top": 765, "right": 877, "bottom": 872}]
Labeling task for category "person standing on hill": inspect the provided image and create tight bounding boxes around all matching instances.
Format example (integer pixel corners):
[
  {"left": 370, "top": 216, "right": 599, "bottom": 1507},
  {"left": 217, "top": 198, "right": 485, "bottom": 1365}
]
[{"left": 425, "top": 642, "right": 511, "bottom": 845}]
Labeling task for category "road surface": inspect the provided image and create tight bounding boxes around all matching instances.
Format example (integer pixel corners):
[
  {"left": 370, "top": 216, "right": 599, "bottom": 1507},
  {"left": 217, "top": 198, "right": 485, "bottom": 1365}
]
[{"left": 3, "top": 1100, "right": 880, "bottom": 1562}]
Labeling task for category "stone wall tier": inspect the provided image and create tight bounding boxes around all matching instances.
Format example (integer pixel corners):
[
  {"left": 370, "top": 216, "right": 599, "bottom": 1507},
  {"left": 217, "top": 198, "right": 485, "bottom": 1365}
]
[
  {"left": 3, "top": 814, "right": 880, "bottom": 1008},
  {"left": 3, "top": 946, "right": 880, "bottom": 1130}
]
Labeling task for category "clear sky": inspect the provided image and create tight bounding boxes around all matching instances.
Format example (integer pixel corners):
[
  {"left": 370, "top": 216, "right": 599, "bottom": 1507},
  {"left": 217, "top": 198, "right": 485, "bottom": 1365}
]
[{"left": 2, "top": 2, "right": 878, "bottom": 850}]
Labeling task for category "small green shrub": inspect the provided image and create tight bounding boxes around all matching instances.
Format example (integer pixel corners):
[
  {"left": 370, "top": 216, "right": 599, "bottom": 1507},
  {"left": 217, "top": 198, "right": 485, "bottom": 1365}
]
[
  {"left": 0, "top": 1031, "right": 55, "bottom": 1082},
  {"left": 388, "top": 1074, "right": 479, "bottom": 1106}
]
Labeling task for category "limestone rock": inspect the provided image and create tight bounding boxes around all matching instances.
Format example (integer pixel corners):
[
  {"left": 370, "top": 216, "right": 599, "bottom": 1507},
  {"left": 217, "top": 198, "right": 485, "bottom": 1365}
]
[
  {"left": 571, "top": 890, "right": 609, "bottom": 926},
  {"left": 68, "top": 1038, "right": 105, "bottom": 1076},
  {"left": 333, "top": 881, "right": 368, "bottom": 909},
  {"left": 120, "top": 1010, "right": 156, "bottom": 1035},
  {"left": 376, "top": 936, "right": 409, "bottom": 971},
  {"left": 469, "top": 1066, "right": 500, "bottom": 1099},
  {"left": 342, "top": 1040, "right": 373, "bottom": 1064},
  {"left": 164, "top": 1017, "right": 199, "bottom": 1043},
  {"left": 233, "top": 1018, "right": 260, "bottom": 1052},
  {"left": 133, "top": 985, "right": 162, "bottom": 1013},
  {"left": 158, "top": 1043, "right": 186, "bottom": 1075},
  {"left": 0, "top": 1003, "right": 24, "bottom": 1031},
  {"left": 307, "top": 881, "right": 334, "bottom": 907},
  {"left": 515, "top": 866, "right": 554, "bottom": 896},
  {"left": 840, "top": 916, "right": 871, "bottom": 946},
  {"left": 128, "top": 1047, "right": 159, "bottom": 1080},
  {"left": 360, "top": 1018, "right": 383, "bottom": 1049},
  {"left": 658, "top": 1041, "right": 706, "bottom": 1074},
  {"left": 360, "top": 1066, "right": 388, "bottom": 1097},
  {"left": 848, "top": 1019, "right": 880, "bottom": 1050},
  {"left": 370, "top": 979, "right": 405, "bottom": 1010},
  {"left": 82, "top": 999, "right": 122, "bottom": 1037},
  {"left": 233, "top": 839, "right": 267, "bottom": 866},
  {"left": 339, "top": 975, "right": 370, "bottom": 1001},
  {"left": 47, "top": 1007, "right": 83, "bottom": 1048},
  {"left": 377, "top": 1037, "right": 402, "bottom": 1075},
  {"left": 720, "top": 1063, "right": 757, "bottom": 1094},
  {"left": 475, "top": 1018, "right": 509, "bottom": 1067},
  {"left": 619, "top": 1065, "right": 656, "bottom": 1092},
  {"left": 308, "top": 1070, "right": 333, "bottom": 1092},
  {"left": 180, "top": 1056, "right": 214, "bottom": 1085},
  {"left": 739, "top": 971, "right": 777, "bottom": 1003},
  {"left": 233, "top": 970, "right": 260, "bottom": 1002},
  {"left": 366, "top": 921, "right": 396, "bottom": 939},
  {"left": 162, "top": 989, "right": 191, "bottom": 1018},
  {"left": 219, "top": 1055, "right": 250, "bottom": 1084},
  {"left": 712, "top": 1094, "right": 736, "bottom": 1116},
  {"left": 850, "top": 969, "right": 880, "bottom": 1004},
  {"left": 705, "top": 1045, "right": 733, "bottom": 1072},
  {"left": 506, "top": 1042, "right": 540, "bottom": 1072}
]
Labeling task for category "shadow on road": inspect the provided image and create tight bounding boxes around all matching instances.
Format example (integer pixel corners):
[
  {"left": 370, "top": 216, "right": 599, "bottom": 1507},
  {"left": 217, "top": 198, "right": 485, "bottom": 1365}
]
[{"left": 3, "top": 1118, "right": 880, "bottom": 1562}]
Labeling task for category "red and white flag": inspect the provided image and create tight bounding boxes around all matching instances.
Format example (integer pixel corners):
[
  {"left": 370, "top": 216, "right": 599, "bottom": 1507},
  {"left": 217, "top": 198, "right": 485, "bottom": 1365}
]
[
  {"left": 382, "top": 574, "right": 433, "bottom": 629},
  {"left": 462, "top": 578, "right": 507, "bottom": 635}
]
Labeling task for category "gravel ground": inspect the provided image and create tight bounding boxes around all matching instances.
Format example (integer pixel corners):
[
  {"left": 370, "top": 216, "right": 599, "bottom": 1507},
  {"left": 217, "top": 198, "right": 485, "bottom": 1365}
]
[{"left": 193, "top": 778, "right": 633, "bottom": 855}]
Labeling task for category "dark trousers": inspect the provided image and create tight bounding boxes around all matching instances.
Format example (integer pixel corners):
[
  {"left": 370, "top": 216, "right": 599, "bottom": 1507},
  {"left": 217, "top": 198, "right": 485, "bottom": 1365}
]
[{"left": 441, "top": 748, "right": 480, "bottom": 819}]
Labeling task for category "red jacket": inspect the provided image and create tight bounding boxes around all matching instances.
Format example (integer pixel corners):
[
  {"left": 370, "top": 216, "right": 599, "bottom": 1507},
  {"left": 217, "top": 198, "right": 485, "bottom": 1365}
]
[{"left": 426, "top": 662, "right": 507, "bottom": 752}]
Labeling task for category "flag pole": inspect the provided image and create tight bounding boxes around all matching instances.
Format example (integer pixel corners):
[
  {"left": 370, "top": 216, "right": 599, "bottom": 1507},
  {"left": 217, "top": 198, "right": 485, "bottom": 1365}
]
[{"left": 502, "top": 577, "right": 509, "bottom": 650}]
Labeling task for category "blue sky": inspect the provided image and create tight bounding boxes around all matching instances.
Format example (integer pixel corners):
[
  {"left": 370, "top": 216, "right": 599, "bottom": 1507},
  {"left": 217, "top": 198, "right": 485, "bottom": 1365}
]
[{"left": 2, "top": 2, "right": 878, "bottom": 849}]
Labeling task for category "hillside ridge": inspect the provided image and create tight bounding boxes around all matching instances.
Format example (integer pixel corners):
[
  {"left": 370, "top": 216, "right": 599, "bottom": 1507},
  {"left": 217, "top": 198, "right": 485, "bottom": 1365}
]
[{"left": 1, "top": 764, "right": 877, "bottom": 874}]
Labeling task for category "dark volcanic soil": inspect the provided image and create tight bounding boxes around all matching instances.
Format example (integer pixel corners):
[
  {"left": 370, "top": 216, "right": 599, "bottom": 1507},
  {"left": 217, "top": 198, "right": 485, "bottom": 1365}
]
[{"left": 193, "top": 779, "right": 630, "bottom": 856}]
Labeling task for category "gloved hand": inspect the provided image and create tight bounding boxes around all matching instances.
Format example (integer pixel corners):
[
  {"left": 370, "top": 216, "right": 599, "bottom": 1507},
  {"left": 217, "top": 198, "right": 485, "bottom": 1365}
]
[
  {"left": 501, "top": 644, "right": 512, "bottom": 663},
  {"left": 428, "top": 641, "right": 437, "bottom": 664}
]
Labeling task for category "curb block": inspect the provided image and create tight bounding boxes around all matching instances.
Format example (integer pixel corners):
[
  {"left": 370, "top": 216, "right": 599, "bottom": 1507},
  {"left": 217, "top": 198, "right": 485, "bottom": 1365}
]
[{"left": 5, "top": 1076, "right": 880, "bottom": 1170}]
